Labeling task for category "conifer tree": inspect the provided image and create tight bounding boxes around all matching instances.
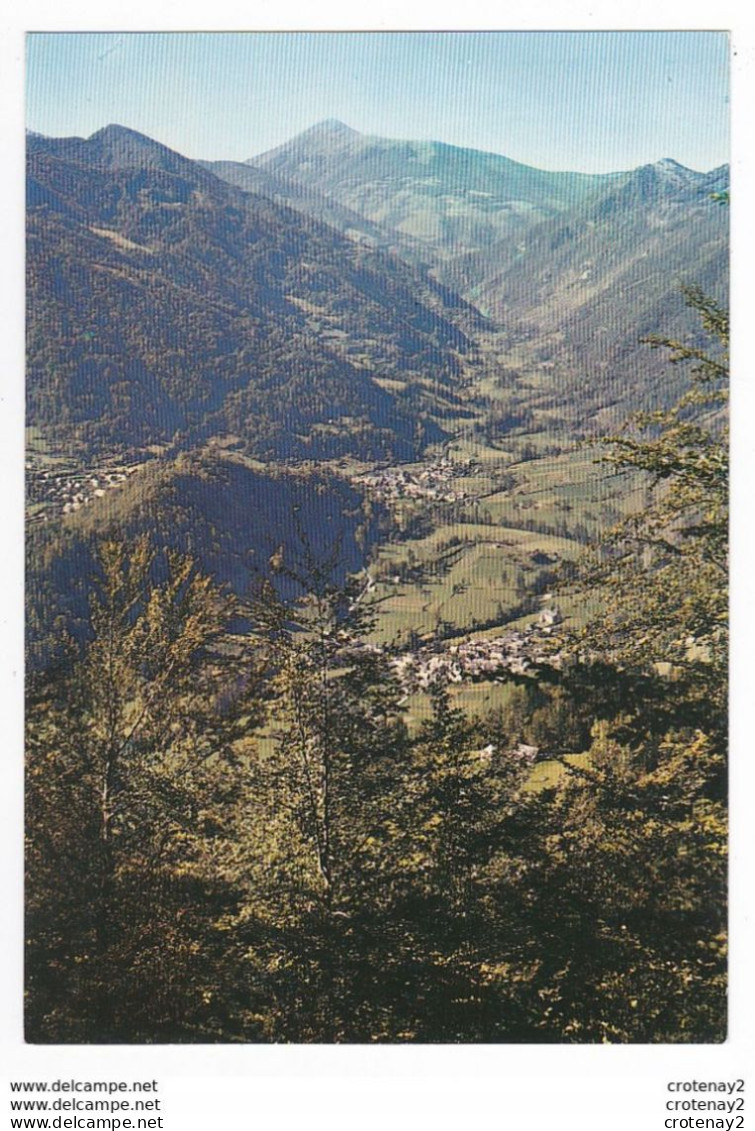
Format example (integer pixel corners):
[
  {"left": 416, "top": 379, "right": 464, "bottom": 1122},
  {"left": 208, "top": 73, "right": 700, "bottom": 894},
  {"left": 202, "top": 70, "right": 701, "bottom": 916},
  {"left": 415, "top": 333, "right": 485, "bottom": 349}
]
[{"left": 504, "top": 288, "right": 729, "bottom": 1042}]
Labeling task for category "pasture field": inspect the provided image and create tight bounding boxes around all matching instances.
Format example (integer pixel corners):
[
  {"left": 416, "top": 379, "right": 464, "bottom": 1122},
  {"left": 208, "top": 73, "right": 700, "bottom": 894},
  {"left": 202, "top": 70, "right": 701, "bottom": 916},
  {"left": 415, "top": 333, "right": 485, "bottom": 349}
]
[
  {"left": 360, "top": 410, "right": 647, "bottom": 650},
  {"left": 522, "top": 752, "right": 593, "bottom": 792},
  {"left": 367, "top": 527, "right": 566, "bottom": 646}
]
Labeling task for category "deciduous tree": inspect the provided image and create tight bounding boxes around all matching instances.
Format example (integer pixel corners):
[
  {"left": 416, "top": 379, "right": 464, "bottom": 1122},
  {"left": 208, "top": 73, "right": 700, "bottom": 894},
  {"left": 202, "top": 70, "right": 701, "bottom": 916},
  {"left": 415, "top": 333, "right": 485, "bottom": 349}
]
[{"left": 26, "top": 538, "right": 260, "bottom": 1041}]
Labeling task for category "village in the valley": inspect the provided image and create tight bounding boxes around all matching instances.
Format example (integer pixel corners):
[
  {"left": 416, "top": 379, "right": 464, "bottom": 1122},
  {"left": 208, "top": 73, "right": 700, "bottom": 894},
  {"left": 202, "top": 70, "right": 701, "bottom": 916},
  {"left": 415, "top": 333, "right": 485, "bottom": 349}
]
[
  {"left": 26, "top": 445, "right": 568, "bottom": 766},
  {"left": 339, "top": 601, "right": 567, "bottom": 764},
  {"left": 354, "top": 455, "right": 474, "bottom": 504},
  {"left": 25, "top": 456, "right": 139, "bottom": 525},
  {"left": 387, "top": 604, "right": 564, "bottom": 695}
]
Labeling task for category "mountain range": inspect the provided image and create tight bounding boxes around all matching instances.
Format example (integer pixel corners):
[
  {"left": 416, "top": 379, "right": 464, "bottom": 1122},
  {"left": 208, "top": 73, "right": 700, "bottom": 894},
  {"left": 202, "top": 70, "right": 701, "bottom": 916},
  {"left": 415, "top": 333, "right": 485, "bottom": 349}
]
[
  {"left": 26, "top": 118, "right": 729, "bottom": 671},
  {"left": 244, "top": 119, "right": 617, "bottom": 264},
  {"left": 28, "top": 118, "right": 727, "bottom": 460},
  {"left": 234, "top": 120, "right": 728, "bottom": 420},
  {"left": 27, "top": 124, "right": 484, "bottom": 461},
  {"left": 467, "top": 158, "right": 728, "bottom": 420}
]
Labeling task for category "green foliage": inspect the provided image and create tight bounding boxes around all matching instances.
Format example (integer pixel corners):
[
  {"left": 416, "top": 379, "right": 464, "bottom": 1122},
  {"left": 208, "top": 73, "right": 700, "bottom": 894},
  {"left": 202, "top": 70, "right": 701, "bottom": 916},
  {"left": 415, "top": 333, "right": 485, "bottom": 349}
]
[
  {"left": 235, "top": 537, "right": 412, "bottom": 1039},
  {"left": 586, "top": 284, "right": 728, "bottom": 734},
  {"left": 510, "top": 286, "right": 729, "bottom": 1041},
  {"left": 25, "top": 274, "right": 728, "bottom": 1043},
  {"left": 26, "top": 538, "right": 262, "bottom": 1041},
  {"left": 502, "top": 723, "right": 726, "bottom": 1042}
]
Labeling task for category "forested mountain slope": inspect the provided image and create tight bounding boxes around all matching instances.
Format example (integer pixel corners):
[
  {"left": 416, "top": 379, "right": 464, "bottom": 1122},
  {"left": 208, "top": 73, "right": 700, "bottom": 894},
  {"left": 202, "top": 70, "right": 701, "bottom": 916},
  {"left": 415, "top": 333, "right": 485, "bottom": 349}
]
[
  {"left": 203, "top": 155, "right": 431, "bottom": 266},
  {"left": 240, "top": 122, "right": 728, "bottom": 423},
  {"left": 27, "top": 125, "right": 484, "bottom": 460},
  {"left": 463, "top": 159, "right": 729, "bottom": 421},
  {"left": 26, "top": 448, "right": 385, "bottom": 670}
]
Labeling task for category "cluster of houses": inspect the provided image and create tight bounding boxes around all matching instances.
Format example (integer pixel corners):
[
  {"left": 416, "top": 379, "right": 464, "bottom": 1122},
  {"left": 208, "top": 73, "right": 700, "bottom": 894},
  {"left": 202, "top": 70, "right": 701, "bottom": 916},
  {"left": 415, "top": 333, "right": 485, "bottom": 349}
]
[
  {"left": 26, "top": 459, "right": 137, "bottom": 523},
  {"left": 356, "top": 458, "right": 473, "bottom": 503},
  {"left": 387, "top": 606, "right": 565, "bottom": 696}
]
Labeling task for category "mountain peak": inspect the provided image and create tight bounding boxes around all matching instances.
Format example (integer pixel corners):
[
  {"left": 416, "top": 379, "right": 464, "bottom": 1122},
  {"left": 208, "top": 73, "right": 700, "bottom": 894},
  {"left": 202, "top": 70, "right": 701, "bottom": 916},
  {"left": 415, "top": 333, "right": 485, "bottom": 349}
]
[
  {"left": 87, "top": 123, "right": 176, "bottom": 155},
  {"left": 652, "top": 157, "right": 688, "bottom": 171},
  {"left": 643, "top": 158, "right": 702, "bottom": 193},
  {"left": 251, "top": 119, "right": 363, "bottom": 166},
  {"left": 287, "top": 119, "right": 363, "bottom": 148},
  {"left": 304, "top": 118, "right": 359, "bottom": 136},
  {"left": 89, "top": 123, "right": 148, "bottom": 142},
  {"left": 85, "top": 124, "right": 197, "bottom": 174}
]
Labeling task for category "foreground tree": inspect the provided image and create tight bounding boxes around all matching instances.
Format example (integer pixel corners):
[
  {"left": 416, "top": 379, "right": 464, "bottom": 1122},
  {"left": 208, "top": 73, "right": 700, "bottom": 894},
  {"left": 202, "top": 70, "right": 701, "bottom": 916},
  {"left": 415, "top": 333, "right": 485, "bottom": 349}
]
[
  {"left": 591, "top": 284, "right": 728, "bottom": 738},
  {"left": 508, "top": 286, "right": 729, "bottom": 1041},
  {"left": 241, "top": 544, "right": 412, "bottom": 1040},
  {"left": 26, "top": 538, "right": 261, "bottom": 1042}
]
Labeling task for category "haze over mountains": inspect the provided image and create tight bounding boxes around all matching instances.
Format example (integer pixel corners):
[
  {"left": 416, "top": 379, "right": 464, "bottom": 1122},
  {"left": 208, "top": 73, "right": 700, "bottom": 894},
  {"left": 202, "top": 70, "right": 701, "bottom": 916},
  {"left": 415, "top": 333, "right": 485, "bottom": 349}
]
[
  {"left": 238, "top": 120, "right": 728, "bottom": 419},
  {"left": 248, "top": 119, "right": 618, "bottom": 256}
]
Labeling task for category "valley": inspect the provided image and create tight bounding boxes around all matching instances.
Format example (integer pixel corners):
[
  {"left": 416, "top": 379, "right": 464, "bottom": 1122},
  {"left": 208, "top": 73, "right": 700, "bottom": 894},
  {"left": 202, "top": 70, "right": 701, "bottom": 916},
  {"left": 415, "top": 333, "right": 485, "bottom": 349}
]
[
  {"left": 24, "top": 329, "right": 644, "bottom": 755},
  {"left": 25, "top": 119, "right": 718, "bottom": 736},
  {"left": 25, "top": 110, "right": 729, "bottom": 1044}
]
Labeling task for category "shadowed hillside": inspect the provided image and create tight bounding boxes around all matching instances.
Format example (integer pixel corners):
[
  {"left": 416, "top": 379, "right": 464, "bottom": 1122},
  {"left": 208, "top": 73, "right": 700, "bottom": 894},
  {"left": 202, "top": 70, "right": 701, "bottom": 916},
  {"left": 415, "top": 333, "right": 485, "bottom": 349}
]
[{"left": 27, "top": 126, "right": 484, "bottom": 461}]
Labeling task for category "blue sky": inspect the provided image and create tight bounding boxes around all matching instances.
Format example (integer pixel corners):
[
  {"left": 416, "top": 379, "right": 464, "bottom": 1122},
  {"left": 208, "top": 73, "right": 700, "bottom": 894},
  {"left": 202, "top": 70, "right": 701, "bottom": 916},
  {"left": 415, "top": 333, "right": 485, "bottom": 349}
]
[{"left": 27, "top": 31, "right": 729, "bottom": 175}]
